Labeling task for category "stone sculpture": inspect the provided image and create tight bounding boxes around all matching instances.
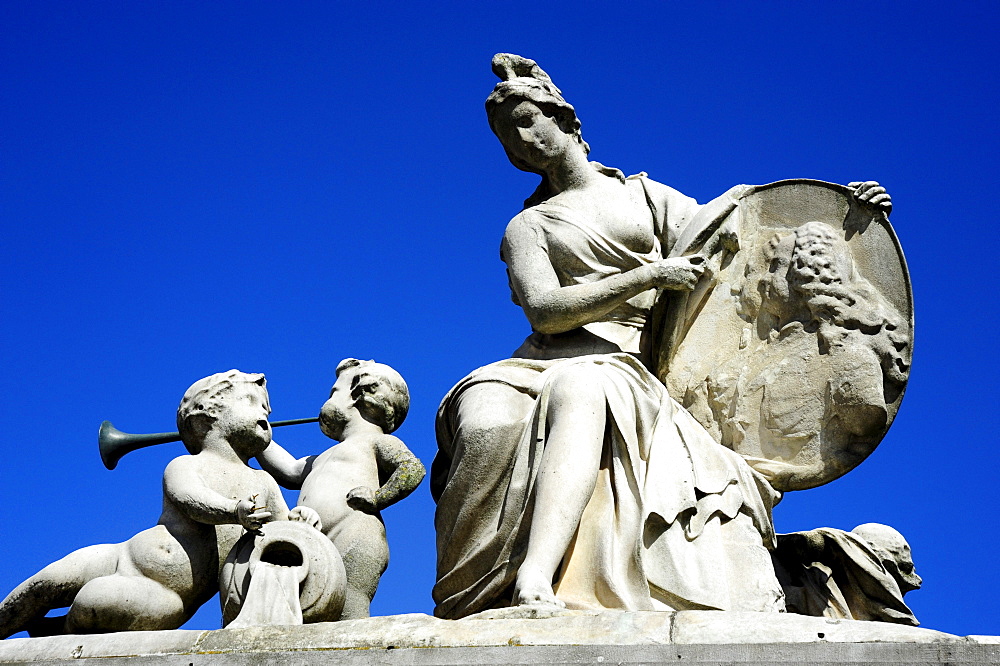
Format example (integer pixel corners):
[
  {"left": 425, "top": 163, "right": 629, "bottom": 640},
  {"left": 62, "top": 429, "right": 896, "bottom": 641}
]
[
  {"left": 0, "top": 52, "right": 921, "bottom": 642},
  {"left": 257, "top": 359, "right": 426, "bottom": 620},
  {"left": 221, "top": 520, "right": 347, "bottom": 627},
  {"left": 773, "top": 523, "right": 921, "bottom": 625},
  {"left": 430, "top": 53, "right": 906, "bottom": 620},
  {"left": 0, "top": 370, "right": 321, "bottom": 638},
  {"left": 652, "top": 181, "right": 912, "bottom": 490}
]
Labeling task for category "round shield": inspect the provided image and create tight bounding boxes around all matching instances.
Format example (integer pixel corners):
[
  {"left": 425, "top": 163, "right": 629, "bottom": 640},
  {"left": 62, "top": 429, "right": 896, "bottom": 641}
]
[{"left": 650, "top": 180, "right": 912, "bottom": 491}]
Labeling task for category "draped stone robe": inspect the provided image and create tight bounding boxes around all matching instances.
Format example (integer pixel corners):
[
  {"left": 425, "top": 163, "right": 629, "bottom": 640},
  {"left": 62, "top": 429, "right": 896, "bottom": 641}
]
[{"left": 432, "top": 172, "right": 784, "bottom": 619}]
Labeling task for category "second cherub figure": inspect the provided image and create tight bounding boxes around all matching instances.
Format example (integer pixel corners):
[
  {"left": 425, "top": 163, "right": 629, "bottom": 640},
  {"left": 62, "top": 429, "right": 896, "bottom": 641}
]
[{"left": 257, "top": 359, "right": 425, "bottom": 620}]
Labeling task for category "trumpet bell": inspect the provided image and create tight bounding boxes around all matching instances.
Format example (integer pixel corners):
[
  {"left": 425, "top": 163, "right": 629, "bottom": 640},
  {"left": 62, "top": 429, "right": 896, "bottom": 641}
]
[{"left": 98, "top": 421, "right": 180, "bottom": 470}]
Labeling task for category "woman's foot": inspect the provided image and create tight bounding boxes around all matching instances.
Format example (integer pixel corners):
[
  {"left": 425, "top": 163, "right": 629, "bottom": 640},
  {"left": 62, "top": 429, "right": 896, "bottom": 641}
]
[{"left": 513, "top": 568, "right": 565, "bottom": 608}]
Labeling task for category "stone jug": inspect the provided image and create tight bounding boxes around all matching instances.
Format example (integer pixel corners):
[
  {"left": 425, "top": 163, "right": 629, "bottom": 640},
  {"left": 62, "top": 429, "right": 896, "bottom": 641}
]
[{"left": 220, "top": 521, "right": 346, "bottom": 627}]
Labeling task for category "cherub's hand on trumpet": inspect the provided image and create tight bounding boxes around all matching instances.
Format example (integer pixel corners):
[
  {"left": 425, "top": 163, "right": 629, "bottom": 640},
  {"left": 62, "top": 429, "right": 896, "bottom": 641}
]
[{"left": 236, "top": 494, "right": 272, "bottom": 531}]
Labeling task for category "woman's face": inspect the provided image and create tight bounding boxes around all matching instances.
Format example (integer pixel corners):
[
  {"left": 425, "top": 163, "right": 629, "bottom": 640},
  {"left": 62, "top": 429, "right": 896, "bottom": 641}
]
[{"left": 495, "top": 99, "right": 575, "bottom": 173}]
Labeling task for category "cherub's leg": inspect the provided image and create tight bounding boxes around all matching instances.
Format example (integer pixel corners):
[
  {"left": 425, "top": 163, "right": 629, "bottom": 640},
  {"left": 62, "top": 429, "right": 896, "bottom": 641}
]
[
  {"left": 0, "top": 543, "right": 119, "bottom": 638},
  {"left": 65, "top": 575, "right": 186, "bottom": 633},
  {"left": 335, "top": 525, "right": 389, "bottom": 621},
  {"left": 514, "top": 364, "right": 607, "bottom": 607},
  {"left": 340, "top": 585, "right": 373, "bottom": 621}
]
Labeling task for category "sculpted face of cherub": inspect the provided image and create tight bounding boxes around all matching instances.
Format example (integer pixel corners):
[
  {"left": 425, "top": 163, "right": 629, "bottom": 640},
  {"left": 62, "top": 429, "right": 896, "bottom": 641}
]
[
  {"left": 319, "top": 368, "right": 356, "bottom": 441},
  {"left": 215, "top": 381, "right": 273, "bottom": 460},
  {"left": 177, "top": 370, "right": 272, "bottom": 459},
  {"left": 319, "top": 359, "right": 410, "bottom": 441}
]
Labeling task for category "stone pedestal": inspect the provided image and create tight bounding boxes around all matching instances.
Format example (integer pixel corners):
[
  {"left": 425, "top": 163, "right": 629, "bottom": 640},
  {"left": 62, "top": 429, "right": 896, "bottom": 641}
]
[{"left": 1, "top": 610, "right": 996, "bottom": 665}]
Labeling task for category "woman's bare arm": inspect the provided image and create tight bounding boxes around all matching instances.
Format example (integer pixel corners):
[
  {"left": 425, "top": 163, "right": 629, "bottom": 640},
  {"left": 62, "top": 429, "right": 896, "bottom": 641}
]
[{"left": 503, "top": 214, "right": 704, "bottom": 335}]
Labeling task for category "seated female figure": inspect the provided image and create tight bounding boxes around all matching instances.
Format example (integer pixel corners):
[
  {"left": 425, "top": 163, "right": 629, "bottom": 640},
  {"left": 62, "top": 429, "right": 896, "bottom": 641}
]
[{"left": 431, "top": 54, "right": 888, "bottom": 620}]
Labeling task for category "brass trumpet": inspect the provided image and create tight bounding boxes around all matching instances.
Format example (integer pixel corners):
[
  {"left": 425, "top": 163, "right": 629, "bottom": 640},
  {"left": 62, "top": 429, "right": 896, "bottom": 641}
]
[{"left": 98, "top": 417, "right": 319, "bottom": 470}]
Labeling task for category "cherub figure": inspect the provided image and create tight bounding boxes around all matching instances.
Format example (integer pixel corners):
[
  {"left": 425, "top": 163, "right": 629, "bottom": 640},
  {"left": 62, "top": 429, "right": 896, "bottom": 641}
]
[
  {"left": 0, "top": 370, "right": 317, "bottom": 638},
  {"left": 257, "top": 359, "right": 425, "bottom": 620}
]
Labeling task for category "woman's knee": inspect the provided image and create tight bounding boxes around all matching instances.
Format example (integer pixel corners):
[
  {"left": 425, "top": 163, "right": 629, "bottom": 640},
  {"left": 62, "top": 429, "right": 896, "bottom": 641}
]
[
  {"left": 545, "top": 362, "right": 607, "bottom": 408},
  {"left": 454, "top": 382, "right": 534, "bottom": 433}
]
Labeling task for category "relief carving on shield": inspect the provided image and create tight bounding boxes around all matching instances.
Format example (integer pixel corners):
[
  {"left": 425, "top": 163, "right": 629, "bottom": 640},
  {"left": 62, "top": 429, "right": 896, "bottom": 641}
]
[{"left": 651, "top": 180, "right": 912, "bottom": 491}]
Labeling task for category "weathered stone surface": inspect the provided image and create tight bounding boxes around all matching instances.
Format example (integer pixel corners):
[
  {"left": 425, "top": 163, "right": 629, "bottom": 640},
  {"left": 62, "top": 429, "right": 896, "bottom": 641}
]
[
  {"left": 434, "top": 53, "right": 784, "bottom": 620},
  {"left": 221, "top": 520, "right": 346, "bottom": 627},
  {"left": 432, "top": 53, "right": 905, "bottom": 624},
  {"left": 0, "top": 371, "right": 310, "bottom": 638},
  {"left": 253, "top": 359, "right": 425, "bottom": 622},
  {"left": 0, "top": 611, "right": 995, "bottom": 664},
  {"left": 0, "top": 361, "right": 426, "bottom": 636},
  {"left": 653, "top": 180, "right": 911, "bottom": 492},
  {"left": 774, "top": 524, "right": 922, "bottom": 625}
]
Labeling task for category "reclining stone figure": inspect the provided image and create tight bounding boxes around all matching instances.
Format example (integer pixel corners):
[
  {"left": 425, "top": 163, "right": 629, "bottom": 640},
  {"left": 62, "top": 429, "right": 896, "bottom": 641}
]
[{"left": 773, "top": 523, "right": 921, "bottom": 625}]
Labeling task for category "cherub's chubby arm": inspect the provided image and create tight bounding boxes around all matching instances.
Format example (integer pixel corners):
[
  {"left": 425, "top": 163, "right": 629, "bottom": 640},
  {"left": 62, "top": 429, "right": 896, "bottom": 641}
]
[
  {"left": 163, "top": 457, "right": 272, "bottom": 531},
  {"left": 256, "top": 467, "right": 323, "bottom": 530},
  {"left": 346, "top": 435, "right": 426, "bottom": 513},
  {"left": 255, "top": 440, "right": 315, "bottom": 490}
]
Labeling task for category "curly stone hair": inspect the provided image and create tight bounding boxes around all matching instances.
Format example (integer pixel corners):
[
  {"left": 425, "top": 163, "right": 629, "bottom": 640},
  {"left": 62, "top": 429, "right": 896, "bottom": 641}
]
[
  {"left": 336, "top": 358, "right": 409, "bottom": 434},
  {"left": 176, "top": 370, "right": 267, "bottom": 453},
  {"left": 786, "top": 222, "right": 910, "bottom": 389}
]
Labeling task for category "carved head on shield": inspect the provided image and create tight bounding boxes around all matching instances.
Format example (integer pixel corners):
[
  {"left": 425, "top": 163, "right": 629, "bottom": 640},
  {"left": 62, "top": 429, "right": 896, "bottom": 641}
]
[{"left": 758, "top": 221, "right": 910, "bottom": 399}]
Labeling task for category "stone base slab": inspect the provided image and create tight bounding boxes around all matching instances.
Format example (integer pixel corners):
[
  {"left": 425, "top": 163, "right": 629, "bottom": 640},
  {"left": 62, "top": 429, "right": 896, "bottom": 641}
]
[{"left": 1, "top": 610, "right": 996, "bottom": 664}]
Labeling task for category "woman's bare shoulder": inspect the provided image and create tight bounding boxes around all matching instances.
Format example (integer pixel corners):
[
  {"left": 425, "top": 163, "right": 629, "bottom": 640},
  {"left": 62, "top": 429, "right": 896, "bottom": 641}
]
[
  {"left": 502, "top": 209, "right": 548, "bottom": 256},
  {"left": 628, "top": 173, "right": 699, "bottom": 208}
]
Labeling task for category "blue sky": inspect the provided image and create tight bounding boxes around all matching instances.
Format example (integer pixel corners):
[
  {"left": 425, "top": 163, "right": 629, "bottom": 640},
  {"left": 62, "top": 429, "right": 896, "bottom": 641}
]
[{"left": 1, "top": 1, "right": 997, "bottom": 638}]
